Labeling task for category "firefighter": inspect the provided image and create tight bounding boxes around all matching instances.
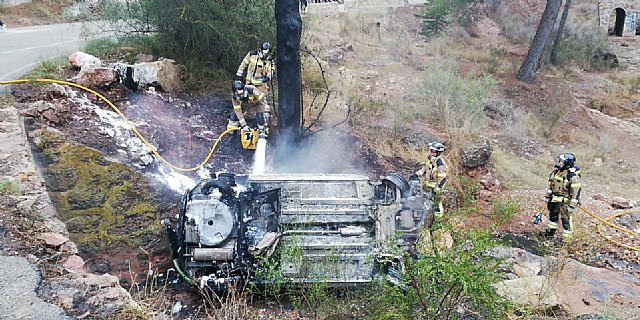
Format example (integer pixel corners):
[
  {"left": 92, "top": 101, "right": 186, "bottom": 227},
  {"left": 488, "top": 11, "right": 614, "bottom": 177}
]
[
  {"left": 235, "top": 42, "right": 274, "bottom": 98},
  {"left": 410, "top": 142, "right": 448, "bottom": 218},
  {"left": 544, "top": 153, "right": 581, "bottom": 240},
  {"left": 227, "top": 80, "right": 271, "bottom": 136}
]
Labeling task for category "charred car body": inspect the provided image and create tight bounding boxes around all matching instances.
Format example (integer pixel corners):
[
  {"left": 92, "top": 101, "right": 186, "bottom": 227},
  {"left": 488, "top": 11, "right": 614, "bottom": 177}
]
[{"left": 165, "top": 172, "right": 433, "bottom": 291}]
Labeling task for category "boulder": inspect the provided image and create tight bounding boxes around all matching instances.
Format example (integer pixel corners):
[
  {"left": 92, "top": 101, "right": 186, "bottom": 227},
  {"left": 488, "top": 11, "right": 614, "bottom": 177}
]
[
  {"left": 494, "top": 276, "right": 560, "bottom": 307},
  {"left": 76, "top": 65, "right": 117, "bottom": 87},
  {"left": 460, "top": 139, "right": 492, "bottom": 168},
  {"left": 611, "top": 196, "right": 632, "bottom": 209},
  {"left": 43, "top": 273, "right": 140, "bottom": 317},
  {"left": 132, "top": 58, "right": 186, "bottom": 92},
  {"left": 492, "top": 247, "right": 640, "bottom": 317},
  {"left": 68, "top": 52, "right": 101, "bottom": 69}
]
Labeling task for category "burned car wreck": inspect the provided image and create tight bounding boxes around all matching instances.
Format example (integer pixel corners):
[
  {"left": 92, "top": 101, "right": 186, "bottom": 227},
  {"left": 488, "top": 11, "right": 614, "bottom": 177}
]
[{"left": 165, "top": 172, "right": 434, "bottom": 291}]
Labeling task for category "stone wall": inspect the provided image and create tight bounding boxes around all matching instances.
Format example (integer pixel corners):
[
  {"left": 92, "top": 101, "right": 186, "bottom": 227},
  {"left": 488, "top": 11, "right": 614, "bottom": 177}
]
[{"left": 599, "top": 0, "right": 640, "bottom": 36}]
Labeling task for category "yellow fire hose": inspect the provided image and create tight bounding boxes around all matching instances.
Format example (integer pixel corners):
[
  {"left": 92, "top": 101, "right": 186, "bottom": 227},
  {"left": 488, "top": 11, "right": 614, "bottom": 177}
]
[
  {"left": 0, "top": 78, "right": 237, "bottom": 172},
  {"left": 579, "top": 206, "right": 639, "bottom": 251},
  {"left": 536, "top": 202, "right": 639, "bottom": 251}
]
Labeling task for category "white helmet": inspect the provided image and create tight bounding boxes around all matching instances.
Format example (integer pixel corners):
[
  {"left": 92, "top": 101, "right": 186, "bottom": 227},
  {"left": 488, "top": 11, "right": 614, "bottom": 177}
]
[{"left": 428, "top": 142, "right": 445, "bottom": 153}]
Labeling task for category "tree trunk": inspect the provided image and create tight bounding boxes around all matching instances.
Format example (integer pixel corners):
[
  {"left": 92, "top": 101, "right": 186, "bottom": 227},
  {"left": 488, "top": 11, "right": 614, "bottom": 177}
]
[
  {"left": 274, "top": 0, "right": 302, "bottom": 170},
  {"left": 550, "top": 0, "right": 572, "bottom": 66},
  {"left": 516, "top": 0, "right": 563, "bottom": 83}
]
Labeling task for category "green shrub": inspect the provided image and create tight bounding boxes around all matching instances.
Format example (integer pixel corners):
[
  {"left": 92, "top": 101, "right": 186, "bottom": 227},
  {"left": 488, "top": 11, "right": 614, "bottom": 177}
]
[
  {"left": 95, "top": 0, "right": 275, "bottom": 75},
  {"left": 489, "top": 198, "right": 521, "bottom": 227},
  {"left": 365, "top": 228, "right": 509, "bottom": 319},
  {"left": 420, "top": 0, "right": 484, "bottom": 39},
  {"left": 0, "top": 179, "right": 20, "bottom": 195}
]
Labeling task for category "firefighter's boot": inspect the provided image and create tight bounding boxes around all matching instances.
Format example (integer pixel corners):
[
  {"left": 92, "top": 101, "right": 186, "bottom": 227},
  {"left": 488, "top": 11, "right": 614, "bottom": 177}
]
[{"left": 545, "top": 220, "right": 559, "bottom": 238}]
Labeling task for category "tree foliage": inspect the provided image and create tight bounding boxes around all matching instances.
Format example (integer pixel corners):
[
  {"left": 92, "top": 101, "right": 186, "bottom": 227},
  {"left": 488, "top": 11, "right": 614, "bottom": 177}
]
[
  {"left": 96, "top": 0, "right": 276, "bottom": 76},
  {"left": 420, "top": 0, "right": 484, "bottom": 38}
]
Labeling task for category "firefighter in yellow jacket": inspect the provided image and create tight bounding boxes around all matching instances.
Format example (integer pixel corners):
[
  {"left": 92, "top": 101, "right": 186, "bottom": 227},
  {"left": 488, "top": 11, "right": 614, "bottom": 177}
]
[
  {"left": 236, "top": 42, "right": 274, "bottom": 98},
  {"left": 545, "top": 153, "right": 582, "bottom": 240},
  {"left": 227, "top": 80, "right": 271, "bottom": 136},
  {"left": 410, "top": 142, "right": 448, "bottom": 217}
]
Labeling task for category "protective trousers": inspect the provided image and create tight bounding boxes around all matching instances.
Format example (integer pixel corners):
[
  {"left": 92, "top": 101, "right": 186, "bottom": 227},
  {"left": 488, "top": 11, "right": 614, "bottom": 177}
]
[
  {"left": 429, "top": 187, "right": 444, "bottom": 218},
  {"left": 546, "top": 202, "right": 573, "bottom": 239}
]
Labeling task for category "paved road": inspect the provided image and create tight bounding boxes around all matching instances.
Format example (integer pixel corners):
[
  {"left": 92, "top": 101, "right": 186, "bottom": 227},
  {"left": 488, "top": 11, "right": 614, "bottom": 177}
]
[
  {"left": 0, "top": 256, "right": 68, "bottom": 320},
  {"left": 0, "top": 22, "right": 88, "bottom": 319},
  {"left": 0, "top": 22, "right": 88, "bottom": 82}
]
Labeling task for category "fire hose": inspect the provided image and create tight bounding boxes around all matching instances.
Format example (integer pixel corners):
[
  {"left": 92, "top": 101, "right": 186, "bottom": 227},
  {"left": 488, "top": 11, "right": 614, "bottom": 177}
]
[
  {"left": 534, "top": 203, "right": 639, "bottom": 251},
  {"left": 0, "top": 78, "right": 237, "bottom": 172}
]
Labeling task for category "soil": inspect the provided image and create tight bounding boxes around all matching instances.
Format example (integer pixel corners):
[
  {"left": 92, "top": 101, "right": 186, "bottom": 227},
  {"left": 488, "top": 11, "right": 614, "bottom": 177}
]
[{"left": 1, "top": 0, "right": 70, "bottom": 27}]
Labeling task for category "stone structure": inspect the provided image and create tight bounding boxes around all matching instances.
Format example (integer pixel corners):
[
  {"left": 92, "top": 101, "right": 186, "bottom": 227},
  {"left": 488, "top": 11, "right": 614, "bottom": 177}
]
[
  {"left": 599, "top": 0, "right": 640, "bottom": 36},
  {"left": 306, "top": 0, "right": 425, "bottom": 13}
]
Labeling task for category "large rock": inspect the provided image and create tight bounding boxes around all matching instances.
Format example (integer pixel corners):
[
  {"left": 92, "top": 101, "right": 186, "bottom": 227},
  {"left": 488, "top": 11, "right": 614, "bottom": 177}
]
[
  {"left": 133, "top": 58, "right": 186, "bottom": 92},
  {"left": 76, "top": 65, "right": 117, "bottom": 87},
  {"left": 610, "top": 196, "right": 632, "bottom": 209},
  {"left": 460, "top": 139, "right": 492, "bottom": 168},
  {"left": 68, "top": 52, "right": 101, "bottom": 69},
  {"left": 42, "top": 273, "right": 139, "bottom": 318},
  {"left": 494, "top": 276, "right": 560, "bottom": 307},
  {"left": 492, "top": 247, "right": 640, "bottom": 318}
]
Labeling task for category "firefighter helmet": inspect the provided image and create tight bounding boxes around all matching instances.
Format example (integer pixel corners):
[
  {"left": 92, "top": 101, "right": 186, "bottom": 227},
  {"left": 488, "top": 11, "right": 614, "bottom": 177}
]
[
  {"left": 558, "top": 153, "right": 576, "bottom": 168},
  {"left": 261, "top": 42, "right": 271, "bottom": 51},
  {"left": 428, "top": 142, "right": 445, "bottom": 153},
  {"left": 231, "top": 80, "right": 244, "bottom": 93}
]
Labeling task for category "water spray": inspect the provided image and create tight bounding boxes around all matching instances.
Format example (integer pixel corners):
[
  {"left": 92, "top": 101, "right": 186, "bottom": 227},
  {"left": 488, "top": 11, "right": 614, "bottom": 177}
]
[{"left": 252, "top": 138, "right": 268, "bottom": 174}]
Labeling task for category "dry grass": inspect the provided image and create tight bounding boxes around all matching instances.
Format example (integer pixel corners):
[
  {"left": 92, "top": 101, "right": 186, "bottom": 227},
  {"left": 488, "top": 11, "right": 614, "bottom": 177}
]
[{"left": 492, "top": 146, "right": 548, "bottom": 190}]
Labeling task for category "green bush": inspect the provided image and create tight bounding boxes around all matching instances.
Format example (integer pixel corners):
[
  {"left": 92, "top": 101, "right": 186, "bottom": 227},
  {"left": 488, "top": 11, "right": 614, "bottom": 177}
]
[
  {"left": 552, "top": 23, "right": 611, "bottom": 70},
  {"left": 365, "top": 228, "right": 509, "bottom": 319},
  {"left": 96, "top": 0, "right": 275, "bottom": 74},
  {"left": 489, "top": 198, "right": 521, "bottom": 227},
  {"left": 420, "top": 0, "right": 484, "bottom": 39},
  {"left": 0, "top": 179, "right": 20, "bottom": 195}
]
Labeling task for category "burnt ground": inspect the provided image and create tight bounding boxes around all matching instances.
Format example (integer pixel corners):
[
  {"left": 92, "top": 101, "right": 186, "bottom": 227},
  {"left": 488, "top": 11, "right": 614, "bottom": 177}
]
[{"left": 9, "top": 76, "right": 389, "bottom": 319}]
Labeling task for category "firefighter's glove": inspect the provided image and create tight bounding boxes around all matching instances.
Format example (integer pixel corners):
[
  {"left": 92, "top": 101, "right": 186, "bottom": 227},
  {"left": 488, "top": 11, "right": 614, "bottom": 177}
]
[
  {"left": 409, "top": 173, "right": 419, "bottom": 181},
  {"left": 264, "top": 111, "right": 271, "bottom": 124},
  {"left": 567, "top": 206, "right": 575, "bottom": 214},
  {"left": 544, "top": 189, "right": 552, "bottom": 203},
  {"left": 234, "top": 74, "right": 243, "bottom": 81},
  {"left": 241, "top": 125, "right": 251, "bottom": 132},
  {"left": 569, "top": 198, "right": 579, "bottom": 209}
]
